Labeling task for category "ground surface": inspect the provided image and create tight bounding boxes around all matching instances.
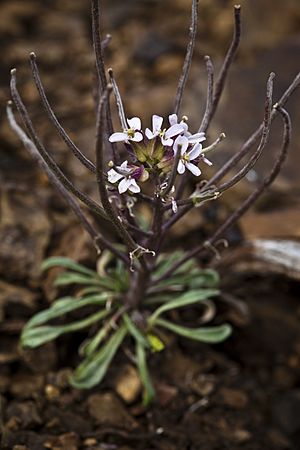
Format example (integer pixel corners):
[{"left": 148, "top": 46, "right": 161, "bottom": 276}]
[{"left": 1, "top": 0, "right": 300, "bottom": 449}]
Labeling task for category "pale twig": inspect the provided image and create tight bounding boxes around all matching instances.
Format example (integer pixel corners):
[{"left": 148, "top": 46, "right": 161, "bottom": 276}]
[
  {"left": 205, "top": 5, "right": 241, "bottom": 131},
  {"left": 199, "top": 55, "right": 214, "bottom": 133},
  {"left": 91, "top": 0, "right": 117, "bottom": 162},
  {"left": 165, "top": 72, "right": 300, "bottom": 231},
  {"left": 7, "top": 101, "right": 129, "bottom": 265},
  {"left": 108, "top": 68, "right": 127, "bottom": 129},
  {"left": 95, "top": 87, "right": 148, "bottom": 271},
  {"left": 154, "top": 106, "right": 291, "bottom": 283},
  {"left": 10, "top": 68, "right": 107, "bottom": 220},
  {"left": 29, "top": 52, "right": 96, "bottom": 173},
  {"left": 216, "top": 72, "right": 274, "bottom": 193},
  {"left": 174, "top": 0, "right": 199, "bottom": 115}
]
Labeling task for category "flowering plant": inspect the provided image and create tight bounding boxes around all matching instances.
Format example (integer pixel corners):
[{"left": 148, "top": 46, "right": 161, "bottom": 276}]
[{"left": 7, "top": 0, "right": 299, "bottom": 404}]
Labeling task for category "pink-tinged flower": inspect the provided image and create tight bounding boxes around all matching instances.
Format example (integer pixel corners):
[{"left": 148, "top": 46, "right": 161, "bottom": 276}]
[
  {"left": 109, "top": 117, "right": 143, "bottom": 143},
  {"left": 169, "top": 114, "right": 206, "bottom": 145},
  {"left": 173, "top": 135, "right": 202, "bottom": 177},
  {"left": 145, "top": 114, "right": 185, "bottom": 146},
  {"left": 107, "top": 161, "right": 141, "bottom": 194}
]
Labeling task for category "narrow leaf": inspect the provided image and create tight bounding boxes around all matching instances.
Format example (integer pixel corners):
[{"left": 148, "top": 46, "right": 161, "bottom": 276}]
[
  {"left": 70, "top": 325, "right": 127, "bottom": 389},
  {"left": 123, "top": 313, "right": 149, "bottom": 348},
  {"left": 149, "top": 289, "right": 219, "bottom": 323},
  {"left": 24, "top": 294, "right": 109, "bottom": 330},
  {"left": 42, "top": 257, "right": 96, "bottom": 276},
  {"left": 155, "top": 318, "right": 232, "bottom": 343},
  {"left": 136, "top": 341, "right": 155, "bottom": 406},
  {"left": 21, "top": 309, "right": 109, "bottom": 348}
]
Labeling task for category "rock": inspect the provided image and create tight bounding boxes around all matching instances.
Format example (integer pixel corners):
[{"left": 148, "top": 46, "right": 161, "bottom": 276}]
[
  {"left": 0, "top": 185, "right": 51, "bottom": 285},
  {"left": 114, "top": 364, "right": 142, "bottom": 404},
  {"left": 44, "top": 384, "right": 60, "bottom": 401},
  {"left": 10, "top": 375, "right": 44, "bottom": 399},
  {"left": 0, "top": 280, "right": 38, "bottom": 320},
  {"left": 232, "top": 429, "right": 252, "bottom": 443},
  {"left": 43, "top": 432, "right": 79, "bottom": 450},
  {"left": 219, "top": 387, "right": 249, "bottom": 409},
  {"left": 6, "top": 401, "right": 42, "bottom": 429},
  {"left": 273, "top": 390, "right": 300, "bottom": 435},
  {"left": 87, "top": 392, "right": 138, "bottom": 430}
]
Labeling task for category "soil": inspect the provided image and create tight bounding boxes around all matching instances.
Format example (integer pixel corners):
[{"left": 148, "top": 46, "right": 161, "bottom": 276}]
[{"left": 1, "top": 1, "right": 300, "bottom": 449}]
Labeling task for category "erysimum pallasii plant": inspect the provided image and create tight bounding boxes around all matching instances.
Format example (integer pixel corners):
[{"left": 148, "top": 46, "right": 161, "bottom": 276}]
[{"left": 7, "top": 0, "right": 298, "bottom": 404}]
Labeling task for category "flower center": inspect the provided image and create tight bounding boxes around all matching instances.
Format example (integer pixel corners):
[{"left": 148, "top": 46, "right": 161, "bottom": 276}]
[
  {"left": 127, "top": 128, "right": 135, "bottom": 138},
  {"left": 182, "top": 153, "right": 189, "bottom": 162}
]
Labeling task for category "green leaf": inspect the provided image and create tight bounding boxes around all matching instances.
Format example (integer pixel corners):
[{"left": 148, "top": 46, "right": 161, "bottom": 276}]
[
  {"left": 21, "top": 308, "right": 110, "bottom": 348},
  {"left": 24, "top": 294, "right": 109, "bottom": 330},
  {"left": 42, "top": 257, "right": 96, "bottom": 277},
  {"left": 147, "top": 334, "right": 165, "bottom": 352},
  {"left": 149, "top": 289, "right": 219, "bottom": 324},
  {"left": 155, "top": 318, "right": 232, "bottom": 343},
  {"left": 54, "top": 273, "right": 115, "bottom": 290},
  {"left": 80, "top": 326, "right": 108, "bottom": 357},
  {"left": 70, "top": 325, "right": 127, "bottom": 389},
  {"left": 136, "top": 341, "right": 155, "bottom": 406},
  {"left": 188, "top": 269, "right": 220, "bottom": 288},
  {"left": 123, "top": 313, "right": 149, "bottom": 348}
]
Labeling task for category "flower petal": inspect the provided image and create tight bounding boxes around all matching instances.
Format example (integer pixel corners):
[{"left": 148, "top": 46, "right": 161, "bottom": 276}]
[
  {"left": 188, "top": 143, "right": 202, "bottom": 160},
  {"left": 202, "top": 156, "right": 213, "bottom": 166},
  {"left": 131, "top": 131, "right": 143, "bottom": 142},
  {"left": 168, "top": 114, "right": 178, "bottom": 126},
  {"left": 188, "top": 133, "right": 206, "bottom": 144},
  {"left": 107, "top": 169, "right": 123, "bottom": 183},
  {"left": 109, "top": 132, "right": 128, "bottom": 143},
  {"left": 186, "top": 162, "right": 201, "bottom": 177},
  {"left": 165, "top": 123, "right": 185, "bottom": 138},
  {"left": 152, "top": 115, "right": 163, "bottom": 132},
  {"left": 128, "top": 179, "right": 141, "bottom": 193},
  {"left": 120, "top": 160, "right": 129, "bottom": 169},
  {"left": 177, "top": 160, "right": 186, "bottom": 174},
  {"left": 174, "top": 135, "right": 189, "bottom": 156},
  {"left": 118, "top": 177, "right": 131, "bottom": 194},
  {"left": 127, "top": 117, "right": 141, "bottom": 130},
  {"left": 145, "top": 128, "right": 155, "bottom": 140},
  {"left": 161, "top": 137, "right": 174, "bottom": 147}
]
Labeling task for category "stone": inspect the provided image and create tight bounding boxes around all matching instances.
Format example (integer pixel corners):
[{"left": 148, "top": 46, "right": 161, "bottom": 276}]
[
  {"left": 114, "top": 364, "right": 142, "bottom": 404},
  {"left": 87, "top": 392, "right": 138, "bottom": 430}
]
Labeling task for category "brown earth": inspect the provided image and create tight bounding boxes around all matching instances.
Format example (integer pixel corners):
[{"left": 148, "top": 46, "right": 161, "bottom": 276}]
[{"left": 1, "top": 0, "right": 300, "bottom": 449}]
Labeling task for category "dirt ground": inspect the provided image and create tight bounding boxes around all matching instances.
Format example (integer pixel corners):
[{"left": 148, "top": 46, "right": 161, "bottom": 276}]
[{"left": 1, "top": 0, "right": 300, "bottom": 449}]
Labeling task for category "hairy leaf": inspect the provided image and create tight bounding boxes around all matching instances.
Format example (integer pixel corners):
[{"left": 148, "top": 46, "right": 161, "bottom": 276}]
[
  {"left": 24, "top": 294, "right": 110, "bottom": 330},
  {"left": 42, "top": 257, "right": 96, "bottom": 276},
  {"left": 136, "top": 341, "right": 155, "bottom": 406},
  {"left": 70, "top": 325, "right": 127, "bottom": 389},
  {"left": 149, "top": 289, "right": 219, "bottom": 323},
  {"left": 21, "top": 309, "right": 109, "bottom": 348},
  {"left": 155, "top": 318, "right": 232, "bottom": 343}
]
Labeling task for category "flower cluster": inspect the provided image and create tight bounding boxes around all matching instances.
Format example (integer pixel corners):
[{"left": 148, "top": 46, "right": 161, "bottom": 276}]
[{"left": 108, "top": 114, "right": 211, "bottom": 194}]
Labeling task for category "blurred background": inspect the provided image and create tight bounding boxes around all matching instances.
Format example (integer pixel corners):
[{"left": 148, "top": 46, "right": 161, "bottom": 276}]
[{"left": 0, "top": 0, "right": 300, "bottom": 287}]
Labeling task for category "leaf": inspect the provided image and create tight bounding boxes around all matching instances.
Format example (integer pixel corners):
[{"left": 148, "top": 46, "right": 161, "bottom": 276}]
[
  {"left": 24, "top": 294, "right": 109, "bottom": 330},
  {"left": 54, "top": 273, "right": 115, "bottom": 290},
  {"left": 42, "top": 257, "right": 96, "bottom": 277},
  {"left": 147, "top": 334, "right": 165, "bottom": 352},
  {"left": 80, "top": 326, "right": 108, "bottom": 357},
  {"left": 123, "top": 313, "right": 149, "bottom": 348},
  {"left": 136, "top": 341, "right": 155, "bottom": 406},
  {"left": 21, "top": 309, "right": 110, "bottom": 348},
  {"left": 155, "top": 318, "right": 232, "bottom": 343},
  {"left": 70, "top": 325, "right": 127, "bottom": 389},
  {"left": 149, "top": 289, "right": 219, "bottom": 324}
]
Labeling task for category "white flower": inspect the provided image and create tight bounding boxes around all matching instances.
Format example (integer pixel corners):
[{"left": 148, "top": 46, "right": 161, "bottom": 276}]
[
  {"left": 169, "top": 114, "right": 206, "bottom": 145},
  {"left": 109, "top": 117, "right": 143, "bottom": 143},
  {"left": 145, "top": 114, "right": 184, "bottom": 146},
  {"left": 173, "top": 135, "right": 202, "bottom": 177},
  {"left": 107, "top": 161, "right": 141, "bottom": 194}
]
